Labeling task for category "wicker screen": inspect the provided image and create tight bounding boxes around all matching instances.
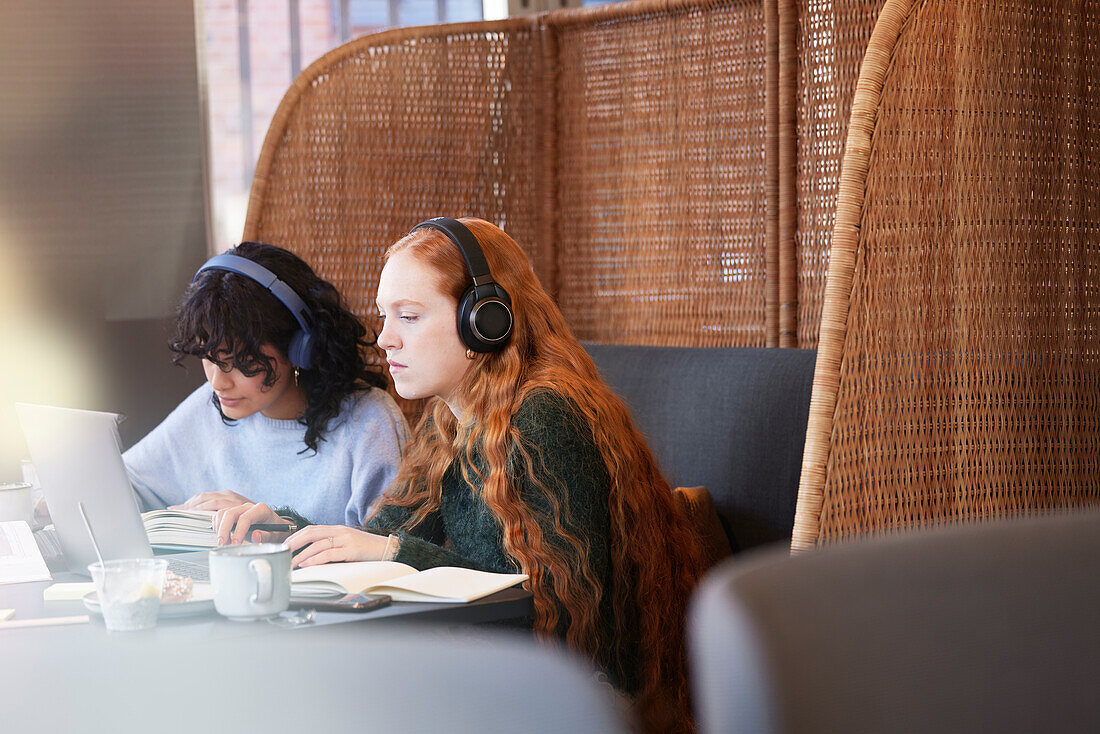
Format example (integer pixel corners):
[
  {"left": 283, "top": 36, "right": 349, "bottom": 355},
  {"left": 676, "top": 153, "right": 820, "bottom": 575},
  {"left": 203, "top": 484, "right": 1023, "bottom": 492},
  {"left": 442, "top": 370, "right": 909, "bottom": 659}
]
[
  {"left": 795, "top": 0, "right": 1100, "bottom": 548},
  {"left": 794, "top": 0, "right": 880, "bottom": 348},
  {"left": 244, "top": 21, "right": 546, "bottom": 329},
  {"left": 548, "top": 1, "right": 769, "bottom": 347}
]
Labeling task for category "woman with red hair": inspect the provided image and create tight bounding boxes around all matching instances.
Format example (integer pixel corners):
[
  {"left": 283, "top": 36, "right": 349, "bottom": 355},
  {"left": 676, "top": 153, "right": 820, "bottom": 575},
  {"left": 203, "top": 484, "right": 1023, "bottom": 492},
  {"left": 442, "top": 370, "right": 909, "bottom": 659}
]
[{"left": 224, "top": 217, "right": 704, "bottom": 732}]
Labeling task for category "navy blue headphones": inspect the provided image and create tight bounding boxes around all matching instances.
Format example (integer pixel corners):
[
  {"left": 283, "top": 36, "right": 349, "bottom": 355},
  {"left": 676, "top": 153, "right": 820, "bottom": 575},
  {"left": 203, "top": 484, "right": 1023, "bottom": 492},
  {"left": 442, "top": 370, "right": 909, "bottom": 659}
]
[
  {"left": 194, "top": 252, "right": 316, "bottom": 369},
  {"left": 412, "top": 218, "right": 513, "bottom": 353}
]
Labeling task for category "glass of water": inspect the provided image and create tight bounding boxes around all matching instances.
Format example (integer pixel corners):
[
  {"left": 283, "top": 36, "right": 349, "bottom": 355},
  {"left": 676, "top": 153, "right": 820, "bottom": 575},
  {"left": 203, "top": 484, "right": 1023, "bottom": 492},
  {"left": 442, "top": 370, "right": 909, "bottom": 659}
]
[{"left": 88, "top": 558, "right": 167, "bottom": 631}]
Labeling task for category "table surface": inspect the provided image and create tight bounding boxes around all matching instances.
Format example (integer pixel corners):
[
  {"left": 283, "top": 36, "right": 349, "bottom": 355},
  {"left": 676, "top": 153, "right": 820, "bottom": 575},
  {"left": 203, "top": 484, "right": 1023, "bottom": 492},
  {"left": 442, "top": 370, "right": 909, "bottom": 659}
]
[{"left": 0, "top": 568, "right": 534, "bottom": 640}]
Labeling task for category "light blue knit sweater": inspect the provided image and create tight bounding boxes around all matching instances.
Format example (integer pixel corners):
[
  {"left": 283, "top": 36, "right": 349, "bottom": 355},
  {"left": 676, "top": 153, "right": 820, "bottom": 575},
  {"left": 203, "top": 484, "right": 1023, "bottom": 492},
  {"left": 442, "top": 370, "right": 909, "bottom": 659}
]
[{"left": 123, "top": 382, "right": 408, "bottom": 527}]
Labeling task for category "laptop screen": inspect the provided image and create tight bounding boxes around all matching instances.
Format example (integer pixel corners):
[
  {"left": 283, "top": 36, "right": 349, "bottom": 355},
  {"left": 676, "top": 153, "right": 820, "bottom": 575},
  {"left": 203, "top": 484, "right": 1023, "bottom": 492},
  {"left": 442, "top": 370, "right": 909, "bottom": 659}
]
[{"left": 15, "top": 403, "right": 153, "bottom": 575}]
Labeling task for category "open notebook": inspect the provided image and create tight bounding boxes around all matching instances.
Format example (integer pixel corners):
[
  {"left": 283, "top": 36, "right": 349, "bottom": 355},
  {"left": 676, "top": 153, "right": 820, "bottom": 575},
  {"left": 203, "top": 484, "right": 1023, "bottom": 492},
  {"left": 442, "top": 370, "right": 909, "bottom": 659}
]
[{"left": 290, "top": 561, "right": 527, "bottom": 604}]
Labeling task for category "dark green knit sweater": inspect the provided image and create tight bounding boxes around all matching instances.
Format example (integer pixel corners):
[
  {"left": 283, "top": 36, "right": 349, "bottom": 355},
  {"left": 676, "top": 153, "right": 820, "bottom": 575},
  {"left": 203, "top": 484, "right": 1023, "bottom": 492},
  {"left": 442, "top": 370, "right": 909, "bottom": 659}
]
[
  {"left": 369, "top": 391, "right": 608, "bottom": 570},
  {"left": 367, "top": 390, "right": 629, "bottom": 685}
]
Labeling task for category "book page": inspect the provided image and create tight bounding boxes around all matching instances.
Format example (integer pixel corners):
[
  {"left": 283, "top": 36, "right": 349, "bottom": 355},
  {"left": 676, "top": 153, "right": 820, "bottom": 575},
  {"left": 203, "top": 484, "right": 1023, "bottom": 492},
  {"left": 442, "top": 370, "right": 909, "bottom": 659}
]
[
  {"left": 142, "top": 509, "right": 216, "bottom": 523},
  {"left": 368, "top": 567, "right": 528, "bottom": 604},
  {"left": 0, "top": 521, "right": 52, "bottom": 585},
  {"left": 290, "top": 561, "right": 417, "bottom": 599}
]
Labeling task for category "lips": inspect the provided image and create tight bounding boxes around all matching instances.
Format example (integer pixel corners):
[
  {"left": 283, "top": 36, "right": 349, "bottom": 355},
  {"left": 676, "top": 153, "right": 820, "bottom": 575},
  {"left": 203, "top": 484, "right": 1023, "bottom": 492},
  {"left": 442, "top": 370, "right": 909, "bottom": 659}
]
[
  {"left": 387, "top": 360, "right": 407, "bottom": 373},
  {"left": 217, "top": 395, "right": 243, "bottom": 407}
]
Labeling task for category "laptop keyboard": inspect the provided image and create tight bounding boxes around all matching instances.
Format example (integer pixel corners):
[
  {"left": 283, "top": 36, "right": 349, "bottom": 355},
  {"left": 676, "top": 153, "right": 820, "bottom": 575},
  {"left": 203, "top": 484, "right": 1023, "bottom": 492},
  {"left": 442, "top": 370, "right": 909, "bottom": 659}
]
[
  {"left": 34, "top": 526, "right": 64, "bottom": 561},
  {"left": 166, "top": 557, "right": 210, "bottom": 582},
  {"left": 35, "top": 526, "right": 210, "bottom": 581}
]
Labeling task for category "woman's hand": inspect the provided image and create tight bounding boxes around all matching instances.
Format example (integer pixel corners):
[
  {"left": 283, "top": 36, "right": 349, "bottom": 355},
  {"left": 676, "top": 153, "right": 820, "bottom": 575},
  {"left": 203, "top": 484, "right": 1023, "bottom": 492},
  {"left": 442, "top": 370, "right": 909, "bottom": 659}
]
[
  {"left": 286, "top": 525, "right": 390, "bottom": 568},
  {"left": 213, "top": 502, "right": 287, "bottom": 546},
  {"left": 171, "top": 490, "right": 255, "bottom": 512}
]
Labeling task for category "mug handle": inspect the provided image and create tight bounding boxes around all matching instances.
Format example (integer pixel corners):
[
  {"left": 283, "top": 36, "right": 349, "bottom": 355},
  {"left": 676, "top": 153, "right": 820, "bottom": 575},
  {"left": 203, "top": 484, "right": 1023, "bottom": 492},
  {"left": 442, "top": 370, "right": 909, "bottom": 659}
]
[{"left": 249, "top": 559, "right": 273, "bottom": 604}]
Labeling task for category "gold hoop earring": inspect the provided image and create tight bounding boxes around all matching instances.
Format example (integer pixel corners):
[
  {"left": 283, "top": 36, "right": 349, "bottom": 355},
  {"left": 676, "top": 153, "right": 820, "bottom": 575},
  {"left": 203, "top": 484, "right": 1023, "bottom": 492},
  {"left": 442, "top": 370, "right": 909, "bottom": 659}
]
[
  {"left": 293, "top": 367, "right": 300, "bottom": 386},
  {"left": 465, "top": 349, "right": 476, "bottom": 360}
]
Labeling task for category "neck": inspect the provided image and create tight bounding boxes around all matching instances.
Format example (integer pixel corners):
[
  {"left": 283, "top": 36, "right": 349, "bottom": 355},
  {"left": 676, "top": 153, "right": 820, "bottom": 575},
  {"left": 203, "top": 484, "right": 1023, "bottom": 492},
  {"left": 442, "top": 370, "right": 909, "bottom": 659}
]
[
  {"left": 262, "top": 385, "right": 308, "bottom": 421},
  {"left": 442, "top": 391, "right": 466, "bottom": 421}
]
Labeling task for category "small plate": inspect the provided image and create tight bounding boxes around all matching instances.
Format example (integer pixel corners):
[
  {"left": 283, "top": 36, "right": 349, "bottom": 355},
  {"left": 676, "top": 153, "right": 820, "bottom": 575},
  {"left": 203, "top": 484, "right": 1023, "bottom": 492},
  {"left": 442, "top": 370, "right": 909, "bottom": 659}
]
[{"left": 83, "top": 583, "right": 216, "bottom": 619}]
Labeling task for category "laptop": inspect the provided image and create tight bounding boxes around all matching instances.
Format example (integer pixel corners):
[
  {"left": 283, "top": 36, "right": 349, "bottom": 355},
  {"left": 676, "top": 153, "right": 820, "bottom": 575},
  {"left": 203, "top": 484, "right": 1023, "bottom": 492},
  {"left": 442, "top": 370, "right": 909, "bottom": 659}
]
[{"left": 15, "top": 402, "right": 209, "bottom": 580}]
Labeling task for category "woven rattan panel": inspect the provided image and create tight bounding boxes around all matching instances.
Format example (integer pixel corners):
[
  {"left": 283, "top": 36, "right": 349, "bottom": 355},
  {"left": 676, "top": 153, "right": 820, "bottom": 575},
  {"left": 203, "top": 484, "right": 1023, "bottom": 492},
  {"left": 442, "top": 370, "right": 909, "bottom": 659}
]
[
  {"left": 795, "top": 0, "right": 879, "bottom": 348},
  {"left": 550, "top": 1, "right": 768, "bottom": 347},
  {"left": 817, "top": 0, "right": 1100, "bottom": 541},
  {"left": 245, "top": 23, "right": 545, "bottom": 332}
]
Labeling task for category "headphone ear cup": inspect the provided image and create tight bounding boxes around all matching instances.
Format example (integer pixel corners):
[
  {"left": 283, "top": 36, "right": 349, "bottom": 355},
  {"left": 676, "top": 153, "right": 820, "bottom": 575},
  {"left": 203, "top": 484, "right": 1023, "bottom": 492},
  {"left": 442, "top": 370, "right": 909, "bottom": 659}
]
[
  {"left": 458, "top": 285, "right": 513, "bottom": 353},
  {"left": 287, "top": 330, "right": 313, "bottom": 370},
  {"left": 473, "top": 299, "right": 513, "bottom": 346},
  {"left": 456, "top": 287, "right": 481, "bottom": 352},
  {"left": 491, "top": 283, "right": 512, "bottom": 307}
]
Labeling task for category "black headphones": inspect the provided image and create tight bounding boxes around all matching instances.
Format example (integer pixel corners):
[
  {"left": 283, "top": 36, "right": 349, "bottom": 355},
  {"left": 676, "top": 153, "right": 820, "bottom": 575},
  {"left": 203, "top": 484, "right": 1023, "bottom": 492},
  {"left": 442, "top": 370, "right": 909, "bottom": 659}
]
[
  {"left": 194, "top": 251, "right": 316, "bottom": 369},
  {"left": 411, "top": 217, "right": 513, "bottom": 353}
]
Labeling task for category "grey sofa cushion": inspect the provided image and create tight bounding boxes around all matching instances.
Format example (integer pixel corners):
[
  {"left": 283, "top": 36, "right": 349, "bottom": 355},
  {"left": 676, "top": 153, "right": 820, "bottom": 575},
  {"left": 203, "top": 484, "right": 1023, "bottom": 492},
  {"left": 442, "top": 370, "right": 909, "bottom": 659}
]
[
  {"left": 584, "top": 344, "right": 816, "bottom": 550},
  {"left": 689, "top": 510, "right": 1100, "bottom": 734}
]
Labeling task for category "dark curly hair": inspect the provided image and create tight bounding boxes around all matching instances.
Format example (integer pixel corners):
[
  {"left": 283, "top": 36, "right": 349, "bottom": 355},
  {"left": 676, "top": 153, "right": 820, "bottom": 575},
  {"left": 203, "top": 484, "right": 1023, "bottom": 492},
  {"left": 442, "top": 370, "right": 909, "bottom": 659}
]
[{"left": 170, "top": 241, "right": 386, "bottom": 453}]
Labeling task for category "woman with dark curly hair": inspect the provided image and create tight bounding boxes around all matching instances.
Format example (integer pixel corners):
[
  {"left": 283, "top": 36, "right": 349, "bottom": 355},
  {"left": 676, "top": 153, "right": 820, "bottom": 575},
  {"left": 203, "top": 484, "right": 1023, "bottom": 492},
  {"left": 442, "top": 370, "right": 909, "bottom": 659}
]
[
  {"left": 123, "top": 241, "right": 408, "bottom": 530},
  {"left": 222, "top": 220, "right": 704, "bottom": 733}
]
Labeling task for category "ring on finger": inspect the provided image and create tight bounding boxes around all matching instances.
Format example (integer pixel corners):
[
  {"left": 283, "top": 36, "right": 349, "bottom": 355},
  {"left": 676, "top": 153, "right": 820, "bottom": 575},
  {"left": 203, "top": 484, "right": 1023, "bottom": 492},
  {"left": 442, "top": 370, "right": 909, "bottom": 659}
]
[{"left": 329, "top": 536, "right": 335, "bottom": 549}]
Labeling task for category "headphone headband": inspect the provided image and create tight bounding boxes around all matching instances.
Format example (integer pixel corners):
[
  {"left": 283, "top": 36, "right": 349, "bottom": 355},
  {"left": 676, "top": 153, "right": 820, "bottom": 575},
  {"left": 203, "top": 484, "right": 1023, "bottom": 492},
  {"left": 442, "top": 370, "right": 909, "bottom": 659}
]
[
  {"left": 410, "top": 217, "right": 513, "bottom": 353},
  {"left": 194, "top": 252, "right": 316, "bottom": 368},
  {"left": 412, "top": 218, "right": 495, "bottom": 286}
]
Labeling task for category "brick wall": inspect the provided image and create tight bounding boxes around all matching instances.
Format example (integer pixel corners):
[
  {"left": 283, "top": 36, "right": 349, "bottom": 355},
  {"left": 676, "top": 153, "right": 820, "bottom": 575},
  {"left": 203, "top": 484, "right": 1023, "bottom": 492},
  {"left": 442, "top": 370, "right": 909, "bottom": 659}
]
[{"left": 201, "top": 0, "right": 339, "bottom": 252}]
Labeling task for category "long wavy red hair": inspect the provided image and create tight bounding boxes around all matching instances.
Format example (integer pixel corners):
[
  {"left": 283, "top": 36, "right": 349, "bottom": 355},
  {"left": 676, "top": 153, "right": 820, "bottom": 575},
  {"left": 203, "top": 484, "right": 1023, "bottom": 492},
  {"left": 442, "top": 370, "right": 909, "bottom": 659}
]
[{"left": 373, "top": 218, "right": 705, "bottom": 732}]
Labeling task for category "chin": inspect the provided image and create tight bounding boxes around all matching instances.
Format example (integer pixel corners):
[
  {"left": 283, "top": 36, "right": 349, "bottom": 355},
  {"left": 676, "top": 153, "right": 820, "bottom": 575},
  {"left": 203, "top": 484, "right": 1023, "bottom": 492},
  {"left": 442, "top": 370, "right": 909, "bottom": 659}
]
[
  {"left": 391, "top": 381, "right": 420, "bottom": 401},
  {"left": 220, "top": 405, "right": 253, "bottom": 420}
]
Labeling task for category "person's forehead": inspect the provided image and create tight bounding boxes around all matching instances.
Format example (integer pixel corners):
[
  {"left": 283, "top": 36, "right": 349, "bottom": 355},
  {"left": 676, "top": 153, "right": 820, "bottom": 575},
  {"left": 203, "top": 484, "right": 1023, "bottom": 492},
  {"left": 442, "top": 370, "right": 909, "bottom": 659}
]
[{"left": 377, "top": 252, "right": 447, "bottom": 304}]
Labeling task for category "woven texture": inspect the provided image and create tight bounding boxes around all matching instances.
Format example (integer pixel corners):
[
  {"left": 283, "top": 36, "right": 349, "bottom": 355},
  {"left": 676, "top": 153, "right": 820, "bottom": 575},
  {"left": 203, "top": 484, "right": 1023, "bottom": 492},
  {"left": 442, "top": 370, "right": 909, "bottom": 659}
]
[
  {"left": 793, "top": 0, "right": 1100, "bottom": 550},
  {"left": 549, "top": 0, "right": 769, "bottom": 347},
  {"left": 244, "top": 20, "right": 546, "bottom": 342},
  {"left": 795, "top": 0, "right": 880, "bottom": 348},
  {"left": 247, "top": 4, "right": 771, "bottom": 354}
]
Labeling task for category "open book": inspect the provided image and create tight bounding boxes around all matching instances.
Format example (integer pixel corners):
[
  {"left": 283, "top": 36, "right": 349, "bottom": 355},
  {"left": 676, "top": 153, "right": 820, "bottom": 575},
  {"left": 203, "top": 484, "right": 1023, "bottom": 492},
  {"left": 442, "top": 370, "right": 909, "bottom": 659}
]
[
  {"left": 290, "top": 561, "right": 527, "bottom": 604},
  {"left": 142, "top": 509, "right": 217, "bottom": 550}
]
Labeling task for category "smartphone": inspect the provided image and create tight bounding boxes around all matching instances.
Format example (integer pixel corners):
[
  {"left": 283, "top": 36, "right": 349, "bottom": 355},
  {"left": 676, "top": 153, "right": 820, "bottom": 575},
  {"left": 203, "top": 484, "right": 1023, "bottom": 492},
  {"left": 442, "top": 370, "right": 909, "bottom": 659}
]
[{"left": 288, "top": 594, "right": 391, "bottom": 613}]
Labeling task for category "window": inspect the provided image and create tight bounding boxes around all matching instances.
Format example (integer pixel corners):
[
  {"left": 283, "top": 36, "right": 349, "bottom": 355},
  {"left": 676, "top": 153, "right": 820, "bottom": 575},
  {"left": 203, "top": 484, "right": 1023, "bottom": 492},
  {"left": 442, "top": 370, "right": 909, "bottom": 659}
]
[{"left": 199, "top": 0, "right": 487, "bottom": 252}]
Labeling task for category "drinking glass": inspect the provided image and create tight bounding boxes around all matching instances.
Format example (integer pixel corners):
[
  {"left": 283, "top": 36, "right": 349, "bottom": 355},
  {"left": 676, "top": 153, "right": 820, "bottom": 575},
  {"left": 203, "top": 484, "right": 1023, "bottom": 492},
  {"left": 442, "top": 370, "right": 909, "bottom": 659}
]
[{"left": 88, "top": 558, "right": 167, "bottom": 631}]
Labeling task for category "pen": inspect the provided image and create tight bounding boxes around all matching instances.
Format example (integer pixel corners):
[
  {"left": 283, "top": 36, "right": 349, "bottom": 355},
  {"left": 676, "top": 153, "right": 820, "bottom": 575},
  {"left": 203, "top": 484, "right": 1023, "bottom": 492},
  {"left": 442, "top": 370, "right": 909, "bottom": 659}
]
[{"left": 247, "top": 523, "right": 298, "bottom": 533}]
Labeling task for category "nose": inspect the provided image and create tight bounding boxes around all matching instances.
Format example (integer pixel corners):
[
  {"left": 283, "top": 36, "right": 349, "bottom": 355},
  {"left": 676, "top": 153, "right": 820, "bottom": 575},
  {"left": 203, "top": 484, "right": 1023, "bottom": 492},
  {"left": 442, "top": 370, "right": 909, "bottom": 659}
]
[
  {"left": 207, "top": 364, "right": 233, "bottom": 391},
  {"left": 377, "top": 317, "right": 399, "bottom": 352}
]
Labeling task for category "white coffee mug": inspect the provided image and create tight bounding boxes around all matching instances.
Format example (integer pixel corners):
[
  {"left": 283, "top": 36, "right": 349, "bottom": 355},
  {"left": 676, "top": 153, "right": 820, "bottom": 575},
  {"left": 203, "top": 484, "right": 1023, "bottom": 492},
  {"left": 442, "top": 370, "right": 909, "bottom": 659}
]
[
  {"left": 0, "top": 482, "right": 34, "bottom": 525},
  {"left": 209, "top": 543, "right": 291, "bottom": 621}
]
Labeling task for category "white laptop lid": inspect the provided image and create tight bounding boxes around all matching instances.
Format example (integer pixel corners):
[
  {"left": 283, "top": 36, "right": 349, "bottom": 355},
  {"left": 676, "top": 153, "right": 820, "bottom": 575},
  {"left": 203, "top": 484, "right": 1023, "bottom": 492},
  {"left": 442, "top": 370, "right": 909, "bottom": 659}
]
[{"left": 15, "top": 403, "right": 153, "bottom": 576}]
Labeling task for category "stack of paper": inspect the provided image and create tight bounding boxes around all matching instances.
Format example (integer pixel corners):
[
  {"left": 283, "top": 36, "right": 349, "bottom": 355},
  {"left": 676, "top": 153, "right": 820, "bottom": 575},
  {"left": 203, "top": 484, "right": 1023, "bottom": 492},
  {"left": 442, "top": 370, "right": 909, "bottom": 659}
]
[
  {"left": 0, "top": 521, "right": 52, "bottom": 585},
  {"left": 142, "top": 509, "right": 218, "bottom": 550}
]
